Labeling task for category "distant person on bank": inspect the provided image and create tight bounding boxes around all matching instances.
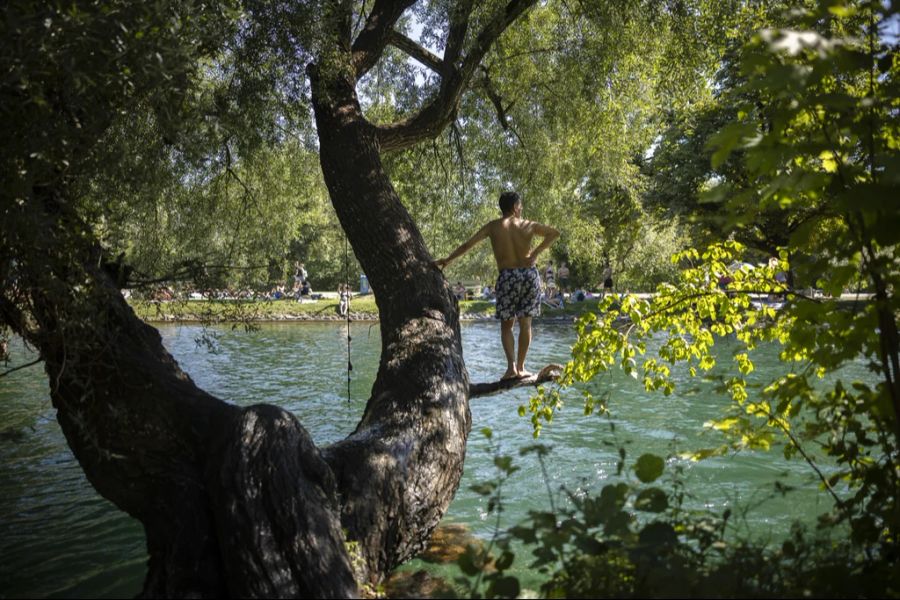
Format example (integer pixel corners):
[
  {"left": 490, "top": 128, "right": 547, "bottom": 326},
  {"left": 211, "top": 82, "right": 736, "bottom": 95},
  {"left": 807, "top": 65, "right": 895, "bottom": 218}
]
[
  {"left": 557, "top": 262, "right": 570, "bottom": 293},
  {"left": 434, "top": 191, "right": 559, "bottom": 380},
  {"left": 338, "top": 283, "right": 351, "bottom": 317}
]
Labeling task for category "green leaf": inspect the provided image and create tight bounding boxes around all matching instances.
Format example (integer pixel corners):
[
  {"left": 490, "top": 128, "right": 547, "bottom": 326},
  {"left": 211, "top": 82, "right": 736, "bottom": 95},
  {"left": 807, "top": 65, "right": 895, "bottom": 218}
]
[
  {"left": 573, "top": 536, "right": 608, "bottom": 555},
  {"left": 494, "top": 550, "right": 515, "bottom": 571},
  {"left": 638, "top": 521, "right": 678, "bottom": 546},
  {"left": 634, "top": 453, "right": 665, "bottom": 483},
  {"left": 519, "top": 444, "right": 553, "bottom": 457},
  {"left": 470, "top": 482, "right": 496, "bottom": 496},
  {"left": 508, "top": 525, "right": 537, "bottom": 544},
  {"left": 635, "top": 487, "right": 669, "bottom": 512},
  {"left": 487, "top": 575, "right": 521, "bottom": 598},
  {"left": 530, "top": 511, "right": 558, "bottom": 530},
  {"left": 584, "top": 483, "right": 628, "bottom": 526},
  {"left": 493, "top": 455, "right": 518, "bottom": 474},
  {"left": 603, "top": 510, "right": 633, "bottom": 537},
  {"left": 708, "top": 123, "right": 758, "bottom": 169},
  {"left": 529, "top": 545, "right": 557, "bottom": 568},
  {"left": 458, "top": 545, "right": 483, "bottom": 576}
]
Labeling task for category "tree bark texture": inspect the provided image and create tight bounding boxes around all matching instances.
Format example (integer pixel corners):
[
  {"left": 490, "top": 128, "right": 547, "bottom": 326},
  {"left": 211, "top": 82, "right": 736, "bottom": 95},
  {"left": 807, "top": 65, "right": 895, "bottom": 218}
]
[
  {"left": 8, "top": 143, "right": 469, "bottom": 594},
  {"left": 469, "top": 364, "right": 564, "bottom": 398},
  {"left": 6, "top": 41, "right": 470, "bottom": 600},
  {"left": 1, "top": 2, "right": 542, "bottom": 596},
  {"left": 308, "top": 63, "right": 471, "bottom": 582},
  {"left": 4, "top": 194, "right": 359, "bottom": 596}
]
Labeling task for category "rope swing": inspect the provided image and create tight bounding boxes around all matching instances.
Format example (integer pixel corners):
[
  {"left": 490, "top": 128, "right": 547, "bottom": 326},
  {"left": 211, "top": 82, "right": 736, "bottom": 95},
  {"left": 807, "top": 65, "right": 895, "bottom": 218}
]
[{"left": 343, "top": 233, "right": 353, "bottom": 402}]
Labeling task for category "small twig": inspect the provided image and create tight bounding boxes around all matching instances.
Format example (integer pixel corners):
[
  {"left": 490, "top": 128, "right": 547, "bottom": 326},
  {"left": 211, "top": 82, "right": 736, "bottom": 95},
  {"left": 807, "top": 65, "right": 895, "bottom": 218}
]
[
  {"left": 0, "top": 358, "right": 42, "bottom": 379},
  {"left": 759, "top": 401, "right": 849, "bottom": 513}
]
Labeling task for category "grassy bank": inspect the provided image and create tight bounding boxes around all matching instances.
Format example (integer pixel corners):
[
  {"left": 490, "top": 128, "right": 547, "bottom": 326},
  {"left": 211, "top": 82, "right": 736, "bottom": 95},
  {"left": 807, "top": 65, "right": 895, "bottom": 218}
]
[
  {"left": 129, "top": 292, "right": 872, "bottom": 324},
  {"left": 128, "top": 295, "right": 604, "bottom": 323}
]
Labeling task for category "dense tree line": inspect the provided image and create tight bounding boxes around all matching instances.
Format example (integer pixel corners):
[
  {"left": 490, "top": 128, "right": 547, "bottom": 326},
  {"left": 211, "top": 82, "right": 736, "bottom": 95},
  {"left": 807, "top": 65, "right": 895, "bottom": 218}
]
[{"left": 36, "top": 1, "right": 748, "bottom": 295}]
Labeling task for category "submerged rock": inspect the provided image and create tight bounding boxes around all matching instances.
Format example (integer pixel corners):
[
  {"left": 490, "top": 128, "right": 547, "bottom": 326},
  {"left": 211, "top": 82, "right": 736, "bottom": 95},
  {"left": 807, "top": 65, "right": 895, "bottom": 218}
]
[
  {"left": 418, "top": 522, "right": 485, "bottom": 564},
  {"left": 383, "top": 569, "right": 456, "bottom": 599},
  {"left": 383, "top": 523, "right": 487, "bottom": 598}
]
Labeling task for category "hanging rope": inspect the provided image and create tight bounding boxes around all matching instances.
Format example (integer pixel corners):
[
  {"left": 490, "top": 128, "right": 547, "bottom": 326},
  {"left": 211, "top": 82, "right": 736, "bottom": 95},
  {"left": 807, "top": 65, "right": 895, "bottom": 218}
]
[{"left": 343, "top": 233, "right": 353, "bottom": 402}]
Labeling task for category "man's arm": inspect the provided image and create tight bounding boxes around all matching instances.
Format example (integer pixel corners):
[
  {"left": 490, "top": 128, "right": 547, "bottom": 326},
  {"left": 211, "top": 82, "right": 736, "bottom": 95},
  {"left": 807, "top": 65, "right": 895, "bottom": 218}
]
[
  {"left": 434, "top": 223, "right": 491, "bottom": 270},
  {"left": 525, "top": 222, "right": 560, "bottom": 266}
]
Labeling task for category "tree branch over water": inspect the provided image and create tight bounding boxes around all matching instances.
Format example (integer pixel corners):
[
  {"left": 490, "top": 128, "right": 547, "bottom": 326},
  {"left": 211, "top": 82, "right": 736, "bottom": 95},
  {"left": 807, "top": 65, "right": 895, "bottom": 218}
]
[
  {"left": 469, "top": 363, "right": 563, "bottom": 398},
  {"left": 0, "top": 358, "right": 42, "bottom": 379}
]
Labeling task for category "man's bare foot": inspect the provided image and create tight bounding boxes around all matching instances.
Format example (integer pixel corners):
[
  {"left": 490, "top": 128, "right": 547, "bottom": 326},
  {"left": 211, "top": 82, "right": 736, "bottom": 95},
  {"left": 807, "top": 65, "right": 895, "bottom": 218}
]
[
  {"left": 516, "top": 369, "right": 534, "bottom": 378},
  {"left": 501, "top": 368, "right": 519, "bottom": 380}
]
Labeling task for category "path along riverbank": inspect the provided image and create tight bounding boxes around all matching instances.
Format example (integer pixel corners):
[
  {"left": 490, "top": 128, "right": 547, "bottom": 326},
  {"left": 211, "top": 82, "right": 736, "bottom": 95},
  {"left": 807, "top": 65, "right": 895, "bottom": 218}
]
[
  {"left": 130, "top": 294, "right": 591, "bottom": 323},
  {"left": 129, "top": 292, "right": 874, "bottom": 323}
]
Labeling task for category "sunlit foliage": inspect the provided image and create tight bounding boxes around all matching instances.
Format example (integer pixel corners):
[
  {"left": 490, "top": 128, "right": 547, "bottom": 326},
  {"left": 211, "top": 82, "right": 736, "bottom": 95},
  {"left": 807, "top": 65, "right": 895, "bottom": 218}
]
[{"left": 524, "top": 0, "right": 900, "bottom": 580}]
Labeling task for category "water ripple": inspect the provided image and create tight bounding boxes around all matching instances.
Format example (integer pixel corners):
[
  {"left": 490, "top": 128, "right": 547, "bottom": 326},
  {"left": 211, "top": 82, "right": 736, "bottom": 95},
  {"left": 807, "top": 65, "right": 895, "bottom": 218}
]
[{"left": 0, "top": 321, "right": 859, "bottom": 597}]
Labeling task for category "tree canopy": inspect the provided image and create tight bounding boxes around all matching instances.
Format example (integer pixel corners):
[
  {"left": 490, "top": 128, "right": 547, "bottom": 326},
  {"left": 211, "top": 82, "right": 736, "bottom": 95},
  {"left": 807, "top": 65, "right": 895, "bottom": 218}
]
[{"left": 2, "top": 0, "right": 898, "bottom": 597}]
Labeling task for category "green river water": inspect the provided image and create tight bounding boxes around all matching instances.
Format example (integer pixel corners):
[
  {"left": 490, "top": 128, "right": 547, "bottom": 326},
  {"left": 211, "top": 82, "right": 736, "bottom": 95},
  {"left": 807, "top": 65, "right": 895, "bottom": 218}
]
[{"left": 0, "top": 321, "right": 856, "bottom": 598}]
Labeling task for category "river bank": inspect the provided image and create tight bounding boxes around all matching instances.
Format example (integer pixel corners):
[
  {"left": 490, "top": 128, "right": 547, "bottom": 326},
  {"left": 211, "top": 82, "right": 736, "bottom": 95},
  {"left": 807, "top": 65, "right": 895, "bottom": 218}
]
[
  {"left": 129, "top": 292, "right": 872, "bottom": 324},
  {"left": 128, "top": 295, "right": 598, "bottom": 323}
]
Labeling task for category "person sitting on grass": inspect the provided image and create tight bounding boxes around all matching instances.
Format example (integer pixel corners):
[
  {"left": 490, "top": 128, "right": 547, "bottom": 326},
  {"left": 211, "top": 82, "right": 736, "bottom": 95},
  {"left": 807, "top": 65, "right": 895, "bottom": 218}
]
[{"left": 542, "top": 284, "right": 564, "bottom": 309}]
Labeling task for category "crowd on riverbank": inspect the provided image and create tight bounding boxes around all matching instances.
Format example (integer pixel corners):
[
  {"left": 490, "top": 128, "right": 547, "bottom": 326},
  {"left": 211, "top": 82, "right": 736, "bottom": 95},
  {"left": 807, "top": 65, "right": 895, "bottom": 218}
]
[{"left": 125, "top": 253, "right": 871, "bottom": 325}]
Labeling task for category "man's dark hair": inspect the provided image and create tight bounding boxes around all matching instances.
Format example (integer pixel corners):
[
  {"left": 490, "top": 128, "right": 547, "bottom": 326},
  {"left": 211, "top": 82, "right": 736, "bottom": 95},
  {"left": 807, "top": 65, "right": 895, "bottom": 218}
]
[{"left": 499, "top": 191, "right": 520, "bottom": 215}]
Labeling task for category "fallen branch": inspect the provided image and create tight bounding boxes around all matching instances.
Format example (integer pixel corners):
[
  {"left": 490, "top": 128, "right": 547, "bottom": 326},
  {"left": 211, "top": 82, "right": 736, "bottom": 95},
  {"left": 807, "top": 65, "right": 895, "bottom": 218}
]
[{"left": 469, "top": 363, "right": 564, "bottom": 398}]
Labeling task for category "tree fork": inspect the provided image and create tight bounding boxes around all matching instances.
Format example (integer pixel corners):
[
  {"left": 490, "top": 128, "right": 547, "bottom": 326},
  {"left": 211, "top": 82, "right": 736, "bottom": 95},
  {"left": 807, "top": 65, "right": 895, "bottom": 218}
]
[{"left": 309, "top": 62, "right": 472, "bottom": 583}]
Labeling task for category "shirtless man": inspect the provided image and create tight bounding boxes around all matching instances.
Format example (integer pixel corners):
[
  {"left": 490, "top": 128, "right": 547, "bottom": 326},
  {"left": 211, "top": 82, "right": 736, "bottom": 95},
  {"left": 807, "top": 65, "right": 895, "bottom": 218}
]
[{"left": 435, "top": 191, "right": 559, "bottom": 380}]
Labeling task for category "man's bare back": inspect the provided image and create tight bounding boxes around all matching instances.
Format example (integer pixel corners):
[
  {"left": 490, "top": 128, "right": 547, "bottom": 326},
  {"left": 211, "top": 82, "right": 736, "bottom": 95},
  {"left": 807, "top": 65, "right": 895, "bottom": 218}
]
[
  {"left": 433, "top": 191, "right": 559, "bottom": 380},
  {"left": 434, "top": 212, "right": 558, "bottom": 272},
  {"left": 484, "top": 216, "right": 557, "bottom": 270}
]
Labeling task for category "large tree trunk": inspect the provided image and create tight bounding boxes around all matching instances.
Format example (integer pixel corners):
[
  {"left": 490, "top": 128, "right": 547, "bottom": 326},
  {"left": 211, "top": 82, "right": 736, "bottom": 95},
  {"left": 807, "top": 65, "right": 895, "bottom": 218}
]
[
  {"left": 4, "top": 52, "right": 470, "bottom": 600},
  {"left": 6, "top": 190, "right": 360, "bottom": 596},
  {"left": 2, "top": 2, "right": 542, "bottom": 594},
  {"left": 309, "top": 63, "right": 471, "bottom": 582}
]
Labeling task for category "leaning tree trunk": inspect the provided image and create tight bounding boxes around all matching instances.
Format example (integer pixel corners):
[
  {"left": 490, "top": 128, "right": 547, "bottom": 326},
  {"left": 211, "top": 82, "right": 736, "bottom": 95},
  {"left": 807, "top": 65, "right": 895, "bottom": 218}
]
[
  {"left": 4, "top": 53, "right": 469, "bottom": 600},
  {"left": 309, "top": 64, "right": 471, "bottom": 582},
  {"left": 7, "top": 149, "right": 467, "bottom": 599},
  {"left": 5, "top": 188, "right": 361, "bottom": 597},
  {"left": 2, "top": 1, "right": 542, "bottom": 594}
]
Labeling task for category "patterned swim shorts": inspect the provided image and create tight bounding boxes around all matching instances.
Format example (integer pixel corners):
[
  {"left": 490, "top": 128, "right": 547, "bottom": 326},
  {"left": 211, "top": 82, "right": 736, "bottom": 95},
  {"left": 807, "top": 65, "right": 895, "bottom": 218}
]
[{"left": 495, "top": 267, "right": 541, "bottom": 321}]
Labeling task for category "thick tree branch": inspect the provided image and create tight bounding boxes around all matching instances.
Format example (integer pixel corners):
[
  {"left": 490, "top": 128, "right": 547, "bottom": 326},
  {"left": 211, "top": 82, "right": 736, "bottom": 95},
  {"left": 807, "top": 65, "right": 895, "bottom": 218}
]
[
  {"left": 388, "top": 30, "right": 445, "bottom": 74},
  {"left": 308, "top": 64, "right": 471, "bottom": 585},
  {"left": 479, "top": 65, "right": 514, "bottom": 130},
  {"left": 458, "top": 0, "right": 536, "bottom": 77},
  {"left": 352, "top": 0, "right": 417, "bottom": 79},
  {"left": 375, "top": 0, "right": 538, "bottom": 152},
  {"left": 444, "top": 0, "right": 476, "bottom": 67},
  {"left": 469, "top": 363, "right": 563, "bottom": 398},
  {"left": 376, "top": 2, "right": 475, "bottom": 76}
]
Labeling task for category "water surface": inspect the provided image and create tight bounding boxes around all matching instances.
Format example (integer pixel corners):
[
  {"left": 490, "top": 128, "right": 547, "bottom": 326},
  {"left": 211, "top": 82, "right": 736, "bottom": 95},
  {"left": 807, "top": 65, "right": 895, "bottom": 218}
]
[{"left": 0, "top": 321, "right": 856, "bottom": 597}]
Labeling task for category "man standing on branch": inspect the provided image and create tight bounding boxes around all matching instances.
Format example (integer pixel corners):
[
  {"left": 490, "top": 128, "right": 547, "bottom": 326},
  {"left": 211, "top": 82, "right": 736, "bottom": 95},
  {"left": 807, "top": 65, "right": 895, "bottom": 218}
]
[{"left": 435, "top": 191, "right": 559, "bottom": 380}]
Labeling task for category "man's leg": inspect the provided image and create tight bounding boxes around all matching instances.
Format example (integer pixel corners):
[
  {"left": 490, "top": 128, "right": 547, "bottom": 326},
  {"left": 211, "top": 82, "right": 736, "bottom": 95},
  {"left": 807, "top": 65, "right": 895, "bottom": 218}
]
[
  {"left": 516, "top": 316, "right": 533, "bottom": 377},
  {"left": 501, "top": 318, "right": 517, "bottom": 379}
]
